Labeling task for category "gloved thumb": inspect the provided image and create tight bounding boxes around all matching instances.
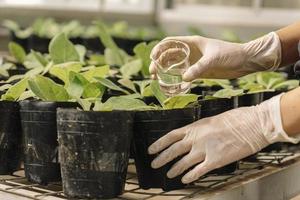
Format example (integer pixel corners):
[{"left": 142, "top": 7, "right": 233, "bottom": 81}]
[{"left": 182, "top": 56, "right": 211, "bottom": 82}]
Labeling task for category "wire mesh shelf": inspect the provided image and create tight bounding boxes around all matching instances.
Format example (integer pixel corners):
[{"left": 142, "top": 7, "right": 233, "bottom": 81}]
[{"left": 0, "top": 144, "right": 299, "bottom": 200}]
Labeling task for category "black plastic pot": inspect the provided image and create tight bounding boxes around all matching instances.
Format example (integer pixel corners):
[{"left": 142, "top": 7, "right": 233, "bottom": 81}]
[
  {"left": 191, "top": 85, "right": 223, "bottom": 96},
  {"left": 19, "top": 100, "right": 76, "bottom": 185},
  {"left": 262, "top": 91, "right": 283, "bottom": 101},
  {"left": 83, "top": 37, "right": 105, "bottom": 53},
  {"left": 237, "top": 93, "right": 263, "bottom": 107},
  {"left": 57, "top": 109, "right": 134, "bottom": 199},
  {"left": 113, "top": 36, "right": 152, "bottom": 55},
  {"left": 29, "top": 35, "right": 51, "bottom": 53},
  {"left": 29, "top": 35, "right": 83, "bottom": 53},
  {"left": 133, "top": 107, "right": 201, "bottom": 191},
  {"left": 0, "top": 101, "right": 22, "bottom": 174},
  {"left": 10, "top": 32, "right": 30, "bottom": 52},
  {"left": 200, "top": 97, "right": 235, "bottom": 117}
]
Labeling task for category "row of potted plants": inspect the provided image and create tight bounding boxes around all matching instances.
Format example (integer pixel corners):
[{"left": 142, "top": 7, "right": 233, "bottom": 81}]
[
  {"left": 2, "top": 18, "right": 165, "bottom": 54},
  {"left": 0, "top": 28, "right": 298, "bottom": 198}
]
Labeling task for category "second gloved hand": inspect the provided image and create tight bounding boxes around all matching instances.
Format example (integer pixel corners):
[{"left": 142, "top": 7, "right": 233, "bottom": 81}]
[
  {"left": 150, "top": 32, "right": 282, "bottom": 81},
  {"left": 148, "top": 94, "right": 298, "bottom": 184}
]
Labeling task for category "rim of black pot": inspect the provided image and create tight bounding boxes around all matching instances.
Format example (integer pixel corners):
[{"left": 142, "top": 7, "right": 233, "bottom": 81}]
[
  {"left": 19, "top": 100, "right": 78, "bottom": 108},
  {"left": 0, "top": 100, "right": 20, "bottom": 108},
  {"left": 134, "top": 106, "right": 200, "bottom": 115},
  {"left": 57, "top": 108, "right": 136, "bottom": 114}
]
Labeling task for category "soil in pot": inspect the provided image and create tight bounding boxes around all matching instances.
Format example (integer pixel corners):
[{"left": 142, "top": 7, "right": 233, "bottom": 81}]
[
  {"left": 0, "top": 101, "right": 22, "bottom": 175},
  {"left": 57, "top": 109, "right": 134, "bottom": 199},
  {"left": 19, "top": 100, "right": 76, "bottom": 185},
  {"left": 133, "top": 107, "right": 201, "bottom": 191}
]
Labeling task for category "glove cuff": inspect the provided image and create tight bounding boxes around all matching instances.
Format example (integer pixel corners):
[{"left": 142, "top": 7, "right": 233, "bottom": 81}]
[
  {"left": 242, "top": 32, "right": 282, "bottom": 72},
  {"left": 262, "top": 93, "right": 300, "bottom": 144}
]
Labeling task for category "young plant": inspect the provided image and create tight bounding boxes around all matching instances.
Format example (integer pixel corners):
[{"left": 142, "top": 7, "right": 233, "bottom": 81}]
[{"left": 238, "top": 72, "right": 299, "bottom": 93}]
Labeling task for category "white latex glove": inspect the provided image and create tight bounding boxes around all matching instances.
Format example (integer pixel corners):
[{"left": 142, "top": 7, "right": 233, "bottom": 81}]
[
  {"left": 150, "top": 32, "right": 282, "bottom": 81},
  {"left": 148, "top": 94, "right": 299, "bottom": 184}
]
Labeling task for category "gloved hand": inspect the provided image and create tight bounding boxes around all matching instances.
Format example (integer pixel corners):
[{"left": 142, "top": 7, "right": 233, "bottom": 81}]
[
  {"left": 148, "top": 94, "right": 299, "bottom": 184},
  {"left": 150, "top": 32, "right": 282, "bottom": 81}
]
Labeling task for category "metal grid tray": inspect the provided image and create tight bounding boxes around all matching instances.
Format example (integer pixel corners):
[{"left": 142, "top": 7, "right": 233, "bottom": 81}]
[{"left": 0, "top": 145, "right": 299, "bottom": 200}]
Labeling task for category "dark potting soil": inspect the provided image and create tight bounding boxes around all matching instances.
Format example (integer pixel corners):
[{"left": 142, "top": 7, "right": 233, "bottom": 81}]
[
  {"left": 0, "top": 101, "right": 22, "bottom": 174},
  {"left": 57, "top": 109, "right": 134, "bottom": 199},
  {"left": 132, "top": 107, "right": 201, "bottom": 191},
  {"left": 19, "top": 100, "right": 77, "bottom": 185}
]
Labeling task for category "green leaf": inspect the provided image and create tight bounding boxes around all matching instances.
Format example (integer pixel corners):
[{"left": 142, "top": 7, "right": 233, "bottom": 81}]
[
  {"left": 24, "top": 66, "right": 44, "bottom": 77},
  {"left": 81, "top": 65, "right": 109, "bottom": 81},
  {"left": 87, "top": 54, "right": 106, "bottom": 66},
  {"left": 273, "top": 80, "right": 299, "bottom": 91},
  {"left": 2, "top": 20, "right": 20, "bottom": 32},
  {"left": 75, "top": 44, "right": 86, "bottom": 63},
  {"left": 18, "top": 90, "right": 36, "bottom": 101},
  {"left": 120, "top": 59, "right": 142, "bottom": 78},
  {"left": 238, "top": 73, "right": 257, "bottom": 86},
  {"left": 212, "top": 89, "right": 244, "bottom": 99},
  {"left": 150, "top": 80, "right": 167, "bottom": 107},
  {"left": 95, "top": 21, "right": 125, "bottom": 65},
  {"left": 42, "top": 61, "right": 54, "bottom": 75},
  {"left": 133, "top": 41, "right": 158, "bottom": 77},
  {"left": 28, "top": 75, "right": 70, "bottom": 101},
  {"left": 23, "top": 51, "right": 45, "bottom": 69},
  {"left": 95, "top": 77, "right": 129, "bottom": 94},
  {"left": 200, "top": 79, "right": 232, "bottom": 89},
  {"left": 8, "top": 42, "right": 26, "bottom": 63},
  {"left": 118, "top": 78, "right": 137, "bottom": 93},
  {"left": 49, "top": 33, "right": 80, "bottom": 64},
  {"left": 0, "top": 84, "right": 12, "bottom": 92},
  {"left": 256, "top": 72, "right": 285, "bottom": 89},
  {"left": 82, "top": 82, "right": 104, "bottom": 99},
  {"left": 95, "top": 96, "right": 152, "bottom": 111},
  {"left": 31, "top": 50, "right": 48, "bottom": 66},
  {"left": 66, "top": 72, "right": 89, "bottom": 98},
  {"left": 1, "top": 78, "right": 28, "bottom": 101},
  {"left": 77, "top": 98, "right": 92, "bottom": 111},
  {"left": 163, "top": 94, "right": 199, "bottom": 109},
  {"left": 134, "top": 80, "right": 152, "bottom": 97},
  {"left": 49, "top": 62, "right": 82, "bottom": 84},
  {"left": 0, "top": 63, "right": 14, "bottom": 77},
  {"left": 104, "top": 48, "right": 124, "bottom": 66},
  {"left": 5, "top": 74, "right": 25, "bottom": 83}
]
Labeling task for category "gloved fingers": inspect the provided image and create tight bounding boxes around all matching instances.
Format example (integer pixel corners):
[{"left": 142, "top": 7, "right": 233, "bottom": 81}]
[
  {"left": 181, "top": 160, "right": 212, "bottom": 184},
  {"left": 167, "top": 150, "right": 205, "bottom": 179},
  {"left": 182, "top": 56, "right": 211, "bottom": 81},
  {"left": 151, "top": 140, "right": 190, "bottom": 169},
  {"left": 148, "top": 127, "right": 187, "bottom": 154}
]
